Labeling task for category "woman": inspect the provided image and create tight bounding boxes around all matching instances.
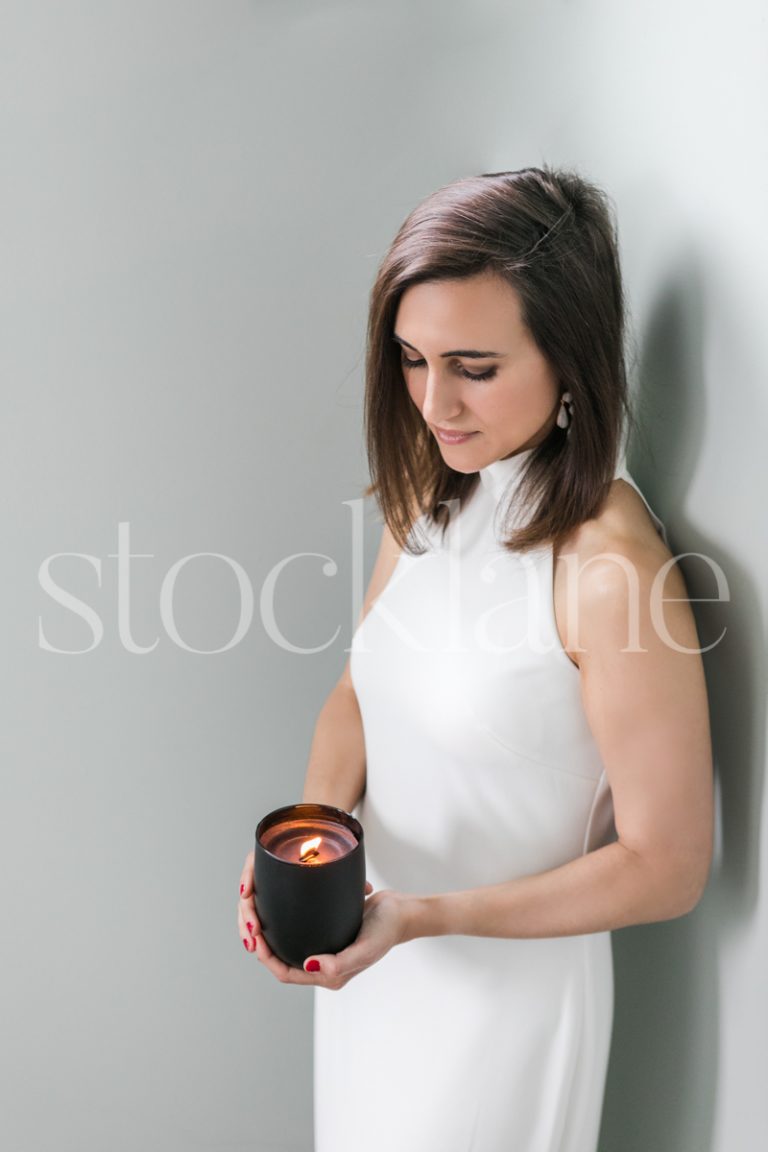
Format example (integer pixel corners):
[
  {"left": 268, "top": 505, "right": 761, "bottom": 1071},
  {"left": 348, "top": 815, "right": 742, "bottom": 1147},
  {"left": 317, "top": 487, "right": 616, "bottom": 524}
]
[{"left": 237, "top": 165, "right": 714, "bottom": 1151}]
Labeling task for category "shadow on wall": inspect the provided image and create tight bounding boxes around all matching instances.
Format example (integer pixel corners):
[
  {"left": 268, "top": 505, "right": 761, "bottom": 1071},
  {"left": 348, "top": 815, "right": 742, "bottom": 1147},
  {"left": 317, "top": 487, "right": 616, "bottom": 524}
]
[{"left": 597, "top": 249, "right": 766, "bottom": 1149}]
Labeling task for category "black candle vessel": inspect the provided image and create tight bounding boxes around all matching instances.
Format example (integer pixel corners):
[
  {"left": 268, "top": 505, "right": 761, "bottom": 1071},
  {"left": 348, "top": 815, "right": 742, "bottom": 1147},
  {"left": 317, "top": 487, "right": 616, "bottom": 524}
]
[{"left": 254, "top": 802, "right": 366, "bottom": 969}]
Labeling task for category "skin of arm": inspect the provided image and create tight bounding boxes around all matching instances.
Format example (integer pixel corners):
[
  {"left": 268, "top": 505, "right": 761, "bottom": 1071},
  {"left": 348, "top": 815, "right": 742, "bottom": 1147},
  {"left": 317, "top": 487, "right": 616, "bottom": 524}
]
[
  {"left": 300, "top": 515, "right": 405, "bottom": 811},
  {"left": 300, "top": 679, "right": 367, "bottom": 813},
  {"left": 399, "top": 522, "right": 716, "bottom": 944}
]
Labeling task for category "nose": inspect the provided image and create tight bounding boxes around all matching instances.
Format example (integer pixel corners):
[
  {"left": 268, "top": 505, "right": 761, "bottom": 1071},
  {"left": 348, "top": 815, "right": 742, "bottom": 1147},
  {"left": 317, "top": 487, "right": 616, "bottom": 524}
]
[{"left": 421, "top": 367, "right": 465, "bottom": 427}]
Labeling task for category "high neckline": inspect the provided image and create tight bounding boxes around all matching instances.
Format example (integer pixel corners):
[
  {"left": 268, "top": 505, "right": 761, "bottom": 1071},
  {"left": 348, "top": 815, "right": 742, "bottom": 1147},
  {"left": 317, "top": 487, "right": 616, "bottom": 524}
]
[{"left": 477, "top": 446, "right": 536, "bottom": 499}]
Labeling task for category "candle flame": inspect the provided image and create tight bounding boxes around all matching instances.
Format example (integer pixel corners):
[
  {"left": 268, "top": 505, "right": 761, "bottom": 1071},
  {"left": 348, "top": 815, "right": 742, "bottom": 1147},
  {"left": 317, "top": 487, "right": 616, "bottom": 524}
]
[{"left": 299, "top": 836, "right": 322, "bottom": 863}]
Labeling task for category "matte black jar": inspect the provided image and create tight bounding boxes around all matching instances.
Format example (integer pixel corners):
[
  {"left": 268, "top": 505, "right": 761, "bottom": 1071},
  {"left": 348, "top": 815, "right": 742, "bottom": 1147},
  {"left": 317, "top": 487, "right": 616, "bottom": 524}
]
[{"left": 254, "top": 802, "right": 366, "bottom": 969}]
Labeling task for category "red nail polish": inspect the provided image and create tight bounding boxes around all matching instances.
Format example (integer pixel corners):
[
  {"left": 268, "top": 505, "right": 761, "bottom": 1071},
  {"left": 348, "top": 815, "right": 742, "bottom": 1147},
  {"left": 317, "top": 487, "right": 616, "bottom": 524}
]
[
  {"left": 243, "top": 938, "right": 250, "bottom": 950},
  {"left": 305, "top": 959, "right": 321, "bottom": 972},
  {"left": 246, "top": 922, "right": 254, "bottom": 936},
  {"left": 240, "top": 883, "right": 245, "bottom": 895}
]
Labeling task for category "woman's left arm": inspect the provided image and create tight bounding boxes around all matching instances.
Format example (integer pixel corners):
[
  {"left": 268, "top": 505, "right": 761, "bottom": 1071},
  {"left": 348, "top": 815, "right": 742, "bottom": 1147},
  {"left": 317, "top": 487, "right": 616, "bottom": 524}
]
[{"left": 402, "top": 534, "right": 716, "bottom": 943}]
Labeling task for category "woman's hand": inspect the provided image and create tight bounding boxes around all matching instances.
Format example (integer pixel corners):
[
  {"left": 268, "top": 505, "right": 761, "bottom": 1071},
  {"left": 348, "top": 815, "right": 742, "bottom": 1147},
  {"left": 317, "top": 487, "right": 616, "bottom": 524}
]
[{"left": 238, "top": 853, "right": 409, "bottom": 990}]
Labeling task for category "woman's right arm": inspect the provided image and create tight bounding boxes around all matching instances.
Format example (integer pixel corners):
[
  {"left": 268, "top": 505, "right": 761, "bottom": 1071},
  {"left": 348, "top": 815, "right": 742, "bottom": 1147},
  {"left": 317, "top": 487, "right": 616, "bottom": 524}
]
[
  {"left": 238, "top": 516, "right": 404, "bottom": 954},
  {"left": 301, "top": 518, "right": 404, "bottom": 812}
]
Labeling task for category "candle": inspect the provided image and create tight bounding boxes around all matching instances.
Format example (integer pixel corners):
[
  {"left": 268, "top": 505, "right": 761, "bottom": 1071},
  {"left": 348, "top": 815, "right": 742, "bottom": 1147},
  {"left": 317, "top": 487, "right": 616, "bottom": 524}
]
[
  {"left": 254, "top": 803, "right": 366, "bottom": 968},
  {"left": 259, "top": 816, "right": 358, "bottom": 866}
]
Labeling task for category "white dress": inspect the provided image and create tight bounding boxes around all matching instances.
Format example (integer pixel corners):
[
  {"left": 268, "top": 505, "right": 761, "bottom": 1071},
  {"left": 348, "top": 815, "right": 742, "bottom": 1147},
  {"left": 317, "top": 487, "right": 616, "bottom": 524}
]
[{"left": 313, "top": 446, "right": 667, "bottom": 1152}]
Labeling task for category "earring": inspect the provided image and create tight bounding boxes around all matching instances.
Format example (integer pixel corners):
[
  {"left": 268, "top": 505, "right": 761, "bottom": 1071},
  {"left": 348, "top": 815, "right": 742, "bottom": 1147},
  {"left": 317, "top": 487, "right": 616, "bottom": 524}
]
[{"left": 556, "top": 391, "right": 573, "bottom": 431}]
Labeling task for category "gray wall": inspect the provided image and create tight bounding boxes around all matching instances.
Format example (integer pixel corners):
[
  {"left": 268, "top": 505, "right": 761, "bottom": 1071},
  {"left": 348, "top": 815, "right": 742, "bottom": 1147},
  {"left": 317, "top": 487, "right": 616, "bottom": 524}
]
[{"left": 2, "top": 2, "right": 764, "bottom": 1150}]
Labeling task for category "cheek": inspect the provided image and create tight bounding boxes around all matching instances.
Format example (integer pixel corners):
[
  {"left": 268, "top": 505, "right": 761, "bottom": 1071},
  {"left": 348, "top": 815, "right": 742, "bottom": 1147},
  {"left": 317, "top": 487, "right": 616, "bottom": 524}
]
[
  {"left": 484, "top": 375, "right": 554, "bottom": 423},
  {"left": 477, "top": 390, "right": 515, "bottom": 424}
]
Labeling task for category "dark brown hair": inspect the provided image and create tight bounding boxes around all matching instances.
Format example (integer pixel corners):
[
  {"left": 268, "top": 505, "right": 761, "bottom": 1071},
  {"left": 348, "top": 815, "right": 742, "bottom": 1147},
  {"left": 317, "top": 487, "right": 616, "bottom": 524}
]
[{"left": 361, "top": 164, "right": 635, "bottom": 555}]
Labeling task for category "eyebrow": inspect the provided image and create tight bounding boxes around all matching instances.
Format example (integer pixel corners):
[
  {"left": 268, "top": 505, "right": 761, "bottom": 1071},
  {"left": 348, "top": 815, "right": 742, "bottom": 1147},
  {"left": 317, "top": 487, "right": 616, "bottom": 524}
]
[{"left": 392, "top": 333, "right": 507, "bottom": 359}]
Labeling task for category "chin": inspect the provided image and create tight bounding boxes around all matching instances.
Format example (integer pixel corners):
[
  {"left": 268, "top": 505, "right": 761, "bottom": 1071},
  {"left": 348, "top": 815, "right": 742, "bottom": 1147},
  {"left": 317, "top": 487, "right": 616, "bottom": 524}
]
[{"left": 442, "top": 459, "right": 479, "bottom": 475}]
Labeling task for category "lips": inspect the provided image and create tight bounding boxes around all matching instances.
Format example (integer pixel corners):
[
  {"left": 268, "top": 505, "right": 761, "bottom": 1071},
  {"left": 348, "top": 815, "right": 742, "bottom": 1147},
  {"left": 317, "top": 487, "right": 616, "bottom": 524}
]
[{"left": 434, "top": 427, "right": 477, "bottom": 443}]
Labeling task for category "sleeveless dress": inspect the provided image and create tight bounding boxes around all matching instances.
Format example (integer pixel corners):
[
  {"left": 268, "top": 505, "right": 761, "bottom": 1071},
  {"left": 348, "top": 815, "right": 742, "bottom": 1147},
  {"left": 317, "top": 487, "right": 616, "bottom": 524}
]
[{"left": 313, "top": 446, "right": 667, "bottom": 1152}]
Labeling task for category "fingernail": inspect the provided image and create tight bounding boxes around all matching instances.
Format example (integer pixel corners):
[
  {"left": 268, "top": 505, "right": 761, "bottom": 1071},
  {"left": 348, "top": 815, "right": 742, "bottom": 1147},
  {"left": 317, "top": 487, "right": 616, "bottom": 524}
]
[
  {"left": 240, "top": 883, "right": 245, "bottom": 895},
  {"left": 305, "top": 959, "right": 321, "bottom": 972},
  {"left": 243, "top": 938, "right": 250, "bottom": 951},
  {"left": 246, "top": 922, "right": 255, "bottom": 936}
]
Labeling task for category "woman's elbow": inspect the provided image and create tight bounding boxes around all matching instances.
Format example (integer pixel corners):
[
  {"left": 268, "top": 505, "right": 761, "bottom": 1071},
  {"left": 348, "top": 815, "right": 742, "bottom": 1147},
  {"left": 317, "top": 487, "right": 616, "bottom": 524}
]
[{"left": 670, "top": 849, "right": 713, "bottom": 917}]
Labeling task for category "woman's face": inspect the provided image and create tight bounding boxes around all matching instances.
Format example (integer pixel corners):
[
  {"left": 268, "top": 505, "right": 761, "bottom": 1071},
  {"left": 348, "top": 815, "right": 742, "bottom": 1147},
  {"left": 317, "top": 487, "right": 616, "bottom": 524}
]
[{"left": 393, "top": 270, "right": 561, "bottom": 471}]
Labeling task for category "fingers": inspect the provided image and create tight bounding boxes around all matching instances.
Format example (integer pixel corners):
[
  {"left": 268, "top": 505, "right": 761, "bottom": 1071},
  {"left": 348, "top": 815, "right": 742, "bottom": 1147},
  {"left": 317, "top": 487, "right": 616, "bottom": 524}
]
[
  {"left": 302, "top": 939, "right": 370, "bottom": 988},
  {"left": 250, "top": 928, "right": 352, "bottom": 989},
  {"left": 239, "top": 851, "right": 254, "bottom": 898},
  {"left": 238, "top": 851, "right": 260, "bottom": 951},
  {"left": 254, "top": 932, "right": 319, "bottom": 985},
  {"left": 237, "top": 900, "right": 259, "bottom": 952},
  {"left": 364, "top": 880, "right": 373, "bottom": 895}
]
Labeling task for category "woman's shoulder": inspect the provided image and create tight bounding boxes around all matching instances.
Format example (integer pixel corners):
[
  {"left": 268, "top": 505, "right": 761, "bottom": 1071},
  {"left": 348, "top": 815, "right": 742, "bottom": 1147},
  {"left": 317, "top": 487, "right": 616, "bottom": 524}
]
[
  {"left": 558, "top": 475, "right": 669, "bottom": 564},
  {"left": 553, "top": 478, "right": 676, "bottom": 667}
]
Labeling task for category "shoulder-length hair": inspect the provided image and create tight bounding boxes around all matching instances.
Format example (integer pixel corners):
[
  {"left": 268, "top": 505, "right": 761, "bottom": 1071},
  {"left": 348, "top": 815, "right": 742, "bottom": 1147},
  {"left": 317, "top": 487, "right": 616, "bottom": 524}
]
[{"left": 361, "top": 164, "right": 636, "bottom": 555}]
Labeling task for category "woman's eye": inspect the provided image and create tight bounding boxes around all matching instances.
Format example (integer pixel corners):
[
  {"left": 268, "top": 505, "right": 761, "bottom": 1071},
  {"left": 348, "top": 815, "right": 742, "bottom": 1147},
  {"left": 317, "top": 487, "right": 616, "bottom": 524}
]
[
  {"left": 400, "top": 354, "right": 497, "bottom": 383},
  {"left": 460, "top": 366, "right": 497, "bottom": 382}
]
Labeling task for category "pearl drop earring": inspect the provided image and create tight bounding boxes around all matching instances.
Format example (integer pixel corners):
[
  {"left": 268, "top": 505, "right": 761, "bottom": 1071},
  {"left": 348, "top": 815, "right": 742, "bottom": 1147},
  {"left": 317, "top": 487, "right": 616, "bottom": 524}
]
[{"left": 556, "top": 391, "right": 573, "bottom": 431}]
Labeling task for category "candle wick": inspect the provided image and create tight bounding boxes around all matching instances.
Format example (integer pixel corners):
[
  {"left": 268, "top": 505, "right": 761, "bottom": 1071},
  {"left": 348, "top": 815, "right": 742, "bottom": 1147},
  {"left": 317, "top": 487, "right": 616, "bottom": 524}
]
[{"left": 300, "top": 847, "right": 320, "bottom": 863}]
